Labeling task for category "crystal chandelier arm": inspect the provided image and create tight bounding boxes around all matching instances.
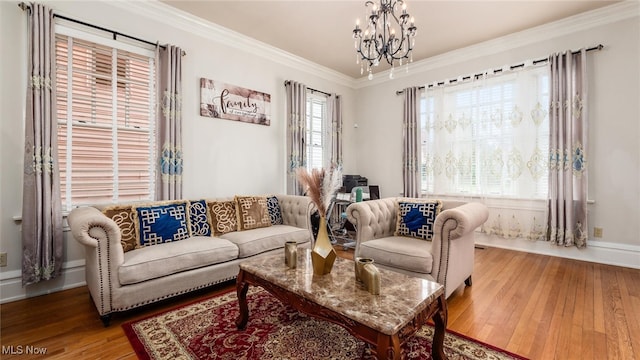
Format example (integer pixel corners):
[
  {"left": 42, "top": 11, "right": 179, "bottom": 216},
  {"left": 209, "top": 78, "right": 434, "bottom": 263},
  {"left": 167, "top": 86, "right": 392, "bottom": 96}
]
[{"left": 352, "top": 0, "right": 417, "bottom": 74}]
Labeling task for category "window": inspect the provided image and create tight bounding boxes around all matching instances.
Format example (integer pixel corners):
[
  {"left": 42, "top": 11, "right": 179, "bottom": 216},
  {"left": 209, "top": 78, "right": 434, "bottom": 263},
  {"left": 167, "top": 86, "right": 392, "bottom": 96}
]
[
  {"left": 56, "top": 28, "right": 156, "bottom": 211},
  {"left": 420, "top": 66, "right": 550, "bottom": 199},
  {"left": 305, "top": 93, "right": 328, "bottom": 171}
]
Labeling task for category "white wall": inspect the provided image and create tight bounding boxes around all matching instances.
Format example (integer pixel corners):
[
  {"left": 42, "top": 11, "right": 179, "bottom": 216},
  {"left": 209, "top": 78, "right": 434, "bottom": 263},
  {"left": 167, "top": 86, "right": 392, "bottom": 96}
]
[
  {"left": 0, "top": 0, "right": 358, "bottom": 302},
  {"left": 353, "top": 3, "right": 640, "bottom": 267}
]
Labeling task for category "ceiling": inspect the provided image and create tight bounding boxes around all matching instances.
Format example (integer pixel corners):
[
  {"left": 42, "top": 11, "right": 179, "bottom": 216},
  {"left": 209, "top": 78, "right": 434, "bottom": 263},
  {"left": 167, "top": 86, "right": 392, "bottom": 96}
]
[{"left": 161, "top": 0, "right": 617, "bottom": 79}]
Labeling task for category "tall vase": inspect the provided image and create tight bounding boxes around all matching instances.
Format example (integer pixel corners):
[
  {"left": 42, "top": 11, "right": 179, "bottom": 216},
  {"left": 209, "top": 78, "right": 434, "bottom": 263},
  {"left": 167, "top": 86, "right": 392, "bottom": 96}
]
[{"left": 311, "top": 215, "right": 337, "bottom": 275}]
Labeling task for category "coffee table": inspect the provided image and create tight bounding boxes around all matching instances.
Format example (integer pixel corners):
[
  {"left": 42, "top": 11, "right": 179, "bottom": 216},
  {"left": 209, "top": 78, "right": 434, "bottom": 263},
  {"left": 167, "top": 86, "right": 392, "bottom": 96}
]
[{"left": 236, "top": 249, "right": 448, "bottom": 360}]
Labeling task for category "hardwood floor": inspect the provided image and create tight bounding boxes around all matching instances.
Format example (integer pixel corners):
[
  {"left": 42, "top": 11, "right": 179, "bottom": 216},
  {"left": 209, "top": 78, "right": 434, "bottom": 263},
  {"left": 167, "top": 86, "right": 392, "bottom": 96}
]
[{"left": 1, "top": 246, "right": 638, "bottom": 359}]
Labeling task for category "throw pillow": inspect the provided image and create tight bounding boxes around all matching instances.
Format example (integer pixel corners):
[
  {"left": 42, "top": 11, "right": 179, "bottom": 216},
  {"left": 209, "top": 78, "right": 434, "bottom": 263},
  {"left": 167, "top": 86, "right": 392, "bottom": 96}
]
[
  {"left": 266, "top": 195, "right": 283, "bottom": 225},
  {"left": 189, "top": 199, "right": 212, "bottom": 236},
  {"left": 394, "top": 200, "right": 443, "bottom": 241},
  {"left": 208, "top": 200, "right": 238, "bottom": 236},
  {"left": 102, "top": 205, "right": 138, "bottom": 252},
  {"left": 134, "top": 202, "right": 190, "bottom": 247},
  {"left": 234, "top": 195, "right": 272, "bottom": 231}
]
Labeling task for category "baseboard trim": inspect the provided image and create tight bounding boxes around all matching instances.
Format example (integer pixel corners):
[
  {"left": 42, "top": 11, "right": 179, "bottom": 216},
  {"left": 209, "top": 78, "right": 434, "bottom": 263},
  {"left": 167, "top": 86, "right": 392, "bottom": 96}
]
[
  {"left": 0, "top": 260, "right": 86, "bottom": 304},
  {"left": 475, "top": 233, "right": 640, "bottom": 269}
]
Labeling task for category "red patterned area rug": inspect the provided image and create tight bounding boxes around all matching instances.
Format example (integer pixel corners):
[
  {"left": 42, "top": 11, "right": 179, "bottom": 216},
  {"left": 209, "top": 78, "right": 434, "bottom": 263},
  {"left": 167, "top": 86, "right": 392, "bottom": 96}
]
[{"left": 122, "top": 288, "right": 528, "bottom": 360}]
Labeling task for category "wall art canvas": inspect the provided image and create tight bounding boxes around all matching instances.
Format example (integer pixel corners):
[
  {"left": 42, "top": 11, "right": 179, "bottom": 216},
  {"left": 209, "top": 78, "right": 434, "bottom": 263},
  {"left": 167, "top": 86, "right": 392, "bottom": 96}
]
[{"left": 200, "top": 78, "right": 271, "bottom": 126}]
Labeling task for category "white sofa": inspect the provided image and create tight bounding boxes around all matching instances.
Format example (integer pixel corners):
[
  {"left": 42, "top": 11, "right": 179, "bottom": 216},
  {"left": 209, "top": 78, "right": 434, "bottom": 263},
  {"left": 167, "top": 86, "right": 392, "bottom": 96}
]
[
  {"left": 68, "top": 194, "right": 313, "bottom": 326},
  {"left": 346, "top": 198, "right": 489, "bottom": 298}
]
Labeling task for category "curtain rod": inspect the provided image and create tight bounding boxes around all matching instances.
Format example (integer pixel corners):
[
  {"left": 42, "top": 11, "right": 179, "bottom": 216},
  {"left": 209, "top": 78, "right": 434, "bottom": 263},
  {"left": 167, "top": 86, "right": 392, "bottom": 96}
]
[
  {"left": 283, "top": 81, "right": 333, "bottom": 97},
  {"left": 18, "top": 2, "right": 186, "bottom": 56},
  {"left": 395, "top": 44, "right": 603, "bottom": 95}
]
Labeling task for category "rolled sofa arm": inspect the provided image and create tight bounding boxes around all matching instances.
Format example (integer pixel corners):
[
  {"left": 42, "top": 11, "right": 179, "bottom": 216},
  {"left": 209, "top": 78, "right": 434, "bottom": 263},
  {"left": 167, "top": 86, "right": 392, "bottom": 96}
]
[
  {"left": 67, "top": 206, "right": 120, "bottom": 248},
  {"left": 434, "top": 202, "right": 489, "bottom": 240},
  {"left": 431, "top": 202, "right": 489, "bottom": 297}
]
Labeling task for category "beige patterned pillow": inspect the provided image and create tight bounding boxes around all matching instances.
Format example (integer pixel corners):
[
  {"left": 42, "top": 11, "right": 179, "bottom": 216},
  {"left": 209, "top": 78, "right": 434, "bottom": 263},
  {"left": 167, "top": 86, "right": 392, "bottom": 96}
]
[
  {"left": 103, "top": 205, "right": 138, "bottom": 252},
  {"left": 234, "top": 196, "right": 272, "bottom": 231},
  {"left": 208, "top": 200, "right": 238, "bottom": 236}
]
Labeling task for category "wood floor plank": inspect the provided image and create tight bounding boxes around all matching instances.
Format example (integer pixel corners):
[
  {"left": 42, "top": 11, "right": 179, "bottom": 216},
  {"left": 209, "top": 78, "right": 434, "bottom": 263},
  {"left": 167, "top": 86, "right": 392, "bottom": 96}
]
[{"left": 1, "top": 246, "right": 639, "bottom": 360}]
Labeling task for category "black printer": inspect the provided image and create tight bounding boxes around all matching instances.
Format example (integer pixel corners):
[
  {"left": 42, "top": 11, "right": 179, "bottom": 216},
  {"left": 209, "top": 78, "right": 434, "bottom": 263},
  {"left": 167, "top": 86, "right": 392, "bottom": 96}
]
[{"left": 342, "top": 175, "right": 368, "bottom": 192}]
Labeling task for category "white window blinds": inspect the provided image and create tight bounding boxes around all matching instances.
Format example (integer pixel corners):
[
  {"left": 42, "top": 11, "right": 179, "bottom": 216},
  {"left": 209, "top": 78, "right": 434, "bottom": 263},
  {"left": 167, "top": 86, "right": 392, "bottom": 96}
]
[
  {"left": 55, "top": 32, "right": 156, "bottom": 210},
  {"left": 306, "top": 94, "right": 327, "bottom": 171}
]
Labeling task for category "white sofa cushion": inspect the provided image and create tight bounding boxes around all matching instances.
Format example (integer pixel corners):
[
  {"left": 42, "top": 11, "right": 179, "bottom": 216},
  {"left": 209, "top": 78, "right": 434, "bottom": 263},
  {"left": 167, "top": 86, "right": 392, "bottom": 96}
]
[
  {"left": 358, "top": 236, "right": 433, "bottom": 274},
  {"left": 220, "top": 225, "right": 310, "bottom": 258},
  {"left": 119, "top": 236, "right": 239, "bottom": 285}
]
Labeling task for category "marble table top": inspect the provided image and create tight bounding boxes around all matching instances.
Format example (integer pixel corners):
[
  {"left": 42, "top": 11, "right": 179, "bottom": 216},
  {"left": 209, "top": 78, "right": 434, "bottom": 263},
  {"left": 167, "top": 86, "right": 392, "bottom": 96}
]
[{"left": 239, "top": 248, "right": 444, "bottom": 335}]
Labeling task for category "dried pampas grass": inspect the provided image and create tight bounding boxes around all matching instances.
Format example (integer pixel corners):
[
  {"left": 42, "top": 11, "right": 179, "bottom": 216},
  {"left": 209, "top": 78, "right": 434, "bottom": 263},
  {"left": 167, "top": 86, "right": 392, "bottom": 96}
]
[{"left": 296, "top": 166, "right": 342, "bottom": 217}]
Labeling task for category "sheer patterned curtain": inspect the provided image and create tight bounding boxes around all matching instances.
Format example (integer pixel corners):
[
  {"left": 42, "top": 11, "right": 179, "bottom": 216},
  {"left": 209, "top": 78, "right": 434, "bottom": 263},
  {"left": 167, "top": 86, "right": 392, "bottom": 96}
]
[
  {"left": 22, "top": 3, "right": 64, "bottom": 285},
  {"left": 403, "top": 87, "right": 420, "bottom": 197},
  {"left": 422, "top": 66, "right": 550, "bottom": 240},
  {"left": 548, "top": 49, "right": 588, "bottom": 247},
  {"left": 327, "top": 93, "right": 343, "bottom": 169},
  {"left": 285, "top": 81, "right": 307, "bottom": 195},
  {"left": 156, "top": 45, "right": 183, "bottom": 200}
]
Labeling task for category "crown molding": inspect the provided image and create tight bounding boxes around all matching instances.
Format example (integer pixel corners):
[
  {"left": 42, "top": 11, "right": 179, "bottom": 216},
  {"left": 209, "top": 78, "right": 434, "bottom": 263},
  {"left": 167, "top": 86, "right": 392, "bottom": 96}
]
[
  {"left": 99, "top": 0, "right": 637, "bottom": 90},
  {"left": 354, "top": 0, "right": 640, "bottom": 88},
  {"left": 104, "top": 0, "right": 355, "bottom": 88}
]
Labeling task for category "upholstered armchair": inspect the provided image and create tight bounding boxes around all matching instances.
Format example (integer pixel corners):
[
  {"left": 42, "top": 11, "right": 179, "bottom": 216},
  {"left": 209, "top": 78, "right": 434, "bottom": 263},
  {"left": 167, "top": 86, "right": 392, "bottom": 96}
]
[{"left": 346, "top": 198, "right": 489, "bottom": 298}]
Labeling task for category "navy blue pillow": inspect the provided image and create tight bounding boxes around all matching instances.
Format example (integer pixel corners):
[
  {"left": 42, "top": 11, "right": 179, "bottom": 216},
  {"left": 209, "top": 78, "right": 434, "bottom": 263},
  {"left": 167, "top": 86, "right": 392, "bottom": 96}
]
[
  {"left": 395, "top": 200, "right": 442, "bottom": 240},
  {"left": 189, "top": 200, "right": 212, "bottom": 236},
  {"left": 135, "top": 202, "right": 190, "bottom": 246},
  {"left": 266, "top": 196, "right": 283, "bottom": 225}
]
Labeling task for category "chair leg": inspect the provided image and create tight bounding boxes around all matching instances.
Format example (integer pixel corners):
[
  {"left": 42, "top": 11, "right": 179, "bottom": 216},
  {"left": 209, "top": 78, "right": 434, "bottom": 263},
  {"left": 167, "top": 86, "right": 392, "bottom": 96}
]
[{"left": 464, "top": 275, "right": 472, "bottom": 286}]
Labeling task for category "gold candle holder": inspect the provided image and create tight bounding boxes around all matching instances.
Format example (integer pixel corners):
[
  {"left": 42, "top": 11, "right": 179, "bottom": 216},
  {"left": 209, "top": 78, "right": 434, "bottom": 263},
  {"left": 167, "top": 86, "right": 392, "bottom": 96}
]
[
  {"left": 362, "top": 263, "right": 381, "bottom": 295},
  {"left": 284, "top": 241, "right": 297, "bottom": 269},
  {"left": 355, "top": 257, "right": 374, "bottom": 282}
]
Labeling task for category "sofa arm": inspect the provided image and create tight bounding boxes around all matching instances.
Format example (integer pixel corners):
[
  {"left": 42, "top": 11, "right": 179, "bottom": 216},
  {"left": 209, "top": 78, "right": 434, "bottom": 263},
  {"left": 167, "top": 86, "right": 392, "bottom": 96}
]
[
  {"left": 67, "top": 206, "right": 125, "bottom": 317},
  {"left": 277, "top": 194, "right": 313, "bottom": 231},
  {"left": 434, "top": 202, "right": 489, "bottom": 240},
  {"left": 431, "top": 202, "right": 489, "bottom": 297},
  {"left": 68, "top": 207, "right": 117, "bottom": 247}
]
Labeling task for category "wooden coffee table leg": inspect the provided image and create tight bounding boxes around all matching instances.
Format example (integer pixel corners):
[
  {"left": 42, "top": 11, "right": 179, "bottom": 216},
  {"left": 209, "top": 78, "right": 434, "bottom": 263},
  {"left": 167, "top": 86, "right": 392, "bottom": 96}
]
[
  {"left": 431, "top": 293, "right": 448, "bottom": 360},
  {"left": 376, "top": 334, "right": 401, "bottom": 360},
  {"left": 235, "top": 270, "right": 249, "bottom": 330}
]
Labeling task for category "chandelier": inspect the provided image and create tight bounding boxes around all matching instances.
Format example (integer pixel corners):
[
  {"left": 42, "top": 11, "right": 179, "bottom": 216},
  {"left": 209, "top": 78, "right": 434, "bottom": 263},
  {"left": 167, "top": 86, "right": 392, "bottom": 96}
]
[{"left": 352, "top": 0, "right": 417, "bottom": 80}]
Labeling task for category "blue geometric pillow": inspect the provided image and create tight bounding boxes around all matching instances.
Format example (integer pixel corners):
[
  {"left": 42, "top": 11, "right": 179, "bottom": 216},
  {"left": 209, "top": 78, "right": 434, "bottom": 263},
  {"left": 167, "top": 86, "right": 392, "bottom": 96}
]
[
  {"left": 135, "top": 202, "right": 190, "bottom": 246},
  {"left": 189, "top": 200, "right": 212, "bottom": 236},
  {"left": 394, "top": 200, "right": 443, "bottom": 241},
  {"left": 266, "top": 196, "right": 283, "bottom": 225}
]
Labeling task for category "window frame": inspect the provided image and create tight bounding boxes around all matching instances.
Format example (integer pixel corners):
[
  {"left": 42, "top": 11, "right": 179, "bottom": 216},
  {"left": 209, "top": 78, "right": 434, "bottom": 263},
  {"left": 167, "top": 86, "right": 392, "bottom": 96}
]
[
  {"left": 55, "top": 25, "right": 157, "bottom": 211},
  {"left": 305, "top": 92, "right": 328, "bottom": 171}
]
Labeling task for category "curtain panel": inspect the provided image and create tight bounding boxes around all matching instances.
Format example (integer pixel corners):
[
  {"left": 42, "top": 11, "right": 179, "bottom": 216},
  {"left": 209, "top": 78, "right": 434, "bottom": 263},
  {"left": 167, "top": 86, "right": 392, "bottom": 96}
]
[
  {"left": 403, "top": 87, "right": 420, "bottom": 197},
  {"left": 285, "top": 81, "right": 307, "bottom": 195},
  {"left": 547, "top": 49, "right": 588, "bottom": 247},
  {"left": 327, "top": 94, "right": 343, "bottom": 169},
  {"left": 156, "top": 45, "right": 183, "bottom": 200},
  {"left": 22, "top": 3, "right": 64, "bottom": 286}
]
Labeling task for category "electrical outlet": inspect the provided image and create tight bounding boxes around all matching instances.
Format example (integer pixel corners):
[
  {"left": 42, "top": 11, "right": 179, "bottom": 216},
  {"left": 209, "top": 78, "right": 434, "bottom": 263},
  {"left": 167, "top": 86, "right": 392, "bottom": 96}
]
[
  {"left": 0, "top": 252, "right": 7, "bottom": 267},
  {"left": 594, "top": 227, "right": 603, "bottom": 238}
]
